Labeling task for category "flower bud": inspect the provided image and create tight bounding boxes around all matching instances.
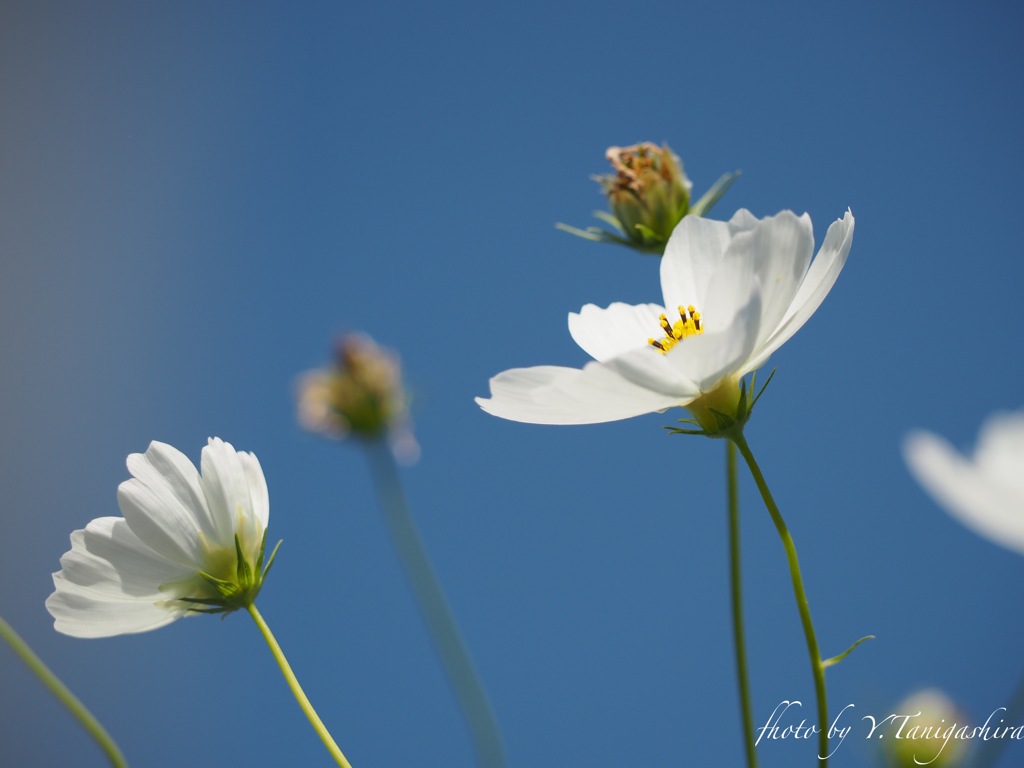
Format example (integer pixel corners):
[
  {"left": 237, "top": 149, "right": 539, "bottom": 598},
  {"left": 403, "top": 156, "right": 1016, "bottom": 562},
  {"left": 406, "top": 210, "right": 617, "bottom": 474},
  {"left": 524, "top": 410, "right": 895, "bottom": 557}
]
[
  {"left": 297, "top": 334, "right": 419, "bottom": 462},
  {"left": 885, "top": 689, "right": 967, "bottom": 768},
  {"left": 597, "top": 142, "right": 691, "bottom": 248},
  {"left": 557, "top": 141, "right": 739, "bottom": 255}
]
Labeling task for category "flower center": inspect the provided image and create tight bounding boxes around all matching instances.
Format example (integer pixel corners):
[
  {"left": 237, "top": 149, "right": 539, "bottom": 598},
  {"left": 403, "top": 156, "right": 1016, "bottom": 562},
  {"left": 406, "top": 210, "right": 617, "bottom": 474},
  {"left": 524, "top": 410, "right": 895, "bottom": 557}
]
[{"left": 648, "top": 304, "right": 703, "bottom": 353}]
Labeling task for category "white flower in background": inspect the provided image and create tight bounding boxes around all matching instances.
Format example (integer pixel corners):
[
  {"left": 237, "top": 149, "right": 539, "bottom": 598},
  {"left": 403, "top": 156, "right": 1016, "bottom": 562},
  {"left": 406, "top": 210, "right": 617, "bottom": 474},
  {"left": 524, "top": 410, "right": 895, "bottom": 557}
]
[
  {"left": 904, "top": 411, "right": 1024, "bottom": 554},
  {"left": 477, "top": 209, "right": 855, "bottom": 427},
  {"left": 47, "top": 438, "right": 277, "bottom": 638}
]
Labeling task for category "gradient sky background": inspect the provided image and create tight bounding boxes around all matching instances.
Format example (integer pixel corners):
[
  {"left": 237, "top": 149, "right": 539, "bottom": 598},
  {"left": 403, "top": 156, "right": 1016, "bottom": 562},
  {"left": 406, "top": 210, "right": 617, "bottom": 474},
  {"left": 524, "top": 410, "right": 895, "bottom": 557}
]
[{"left": 3, "top": 2, "right": 1024, "bottom": 767}]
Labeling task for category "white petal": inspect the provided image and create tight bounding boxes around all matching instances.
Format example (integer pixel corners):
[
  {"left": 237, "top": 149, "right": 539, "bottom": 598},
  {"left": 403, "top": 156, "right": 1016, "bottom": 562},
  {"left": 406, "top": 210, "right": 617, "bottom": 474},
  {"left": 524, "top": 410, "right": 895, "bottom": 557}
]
[
  {"left": 47, "top": 588, "right": 184, "bottom": 638},
  {"left": 476, "top": 362, "right": 695, "bottom": 425},
  {"left": 602, "top": 346, "right": 701, "bottom": 397},
  {"left": 118, "top": 477, "right": 202, "bottom": 566},
  {"left": 235, "top": 450, "right": 269, "bottom": 561},
  {"left": 46, "top": 517, "right": 191, "bottom": 638},
  {"left": 123, "top": 441, "right": 217, "bottom": 555},
  {"left": 708, "top": 211, "right": 813, "bottom": 346},
  {"left": 238, "top": 451, "right": 270, "bottom": 530},
  {"left": 57, "top": 517, "right": 187, "bottom": 595},
  {"left": 568, "top": 302, "right": 666, "bottom": 362},
  {"left": 975, "top": 411, "right": 1024, "bottom": 499},
  {"left": 904, "top": 430, "right": 1024, "bottom": 555},
  {"left": 661, "top": 215, "right": 733, "bottom": 311},
  {"left": 662, "top": 280, "right": 763, "bottom": 392},
  {"left": 743, "top": 210, "right": 854, "bottom": 373},
  {"left": 727, "top": 208, "right": 761, "bottom": 235},
  {"left": 200, "top": 437, "right": 257, "bottom": 550}
]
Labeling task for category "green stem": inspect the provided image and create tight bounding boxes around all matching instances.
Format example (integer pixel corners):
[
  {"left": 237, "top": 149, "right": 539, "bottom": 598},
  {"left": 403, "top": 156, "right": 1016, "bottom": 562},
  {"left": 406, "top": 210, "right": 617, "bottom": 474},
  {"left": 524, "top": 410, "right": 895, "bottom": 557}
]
[
  {"left": 731, "top": 431, "right": 830, "bottom": 766},
  {"left": 727, "top": 442, "right": 758, "bottom": 768},
  {"left": 246, "top": 604, "right": 352, "bottom": 768},
  {"left": 365, "top": 439, "right": 507, "bottom": 768},
  {"left": 0, "top": 614, "right": 128, "bottom": 768}
]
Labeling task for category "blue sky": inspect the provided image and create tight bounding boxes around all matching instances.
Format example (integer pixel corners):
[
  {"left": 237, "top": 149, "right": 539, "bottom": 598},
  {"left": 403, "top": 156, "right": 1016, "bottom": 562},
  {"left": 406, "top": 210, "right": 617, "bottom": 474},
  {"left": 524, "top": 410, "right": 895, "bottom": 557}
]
[{"left": 2, "top": 2, "right": 1024, "bottom": 766}]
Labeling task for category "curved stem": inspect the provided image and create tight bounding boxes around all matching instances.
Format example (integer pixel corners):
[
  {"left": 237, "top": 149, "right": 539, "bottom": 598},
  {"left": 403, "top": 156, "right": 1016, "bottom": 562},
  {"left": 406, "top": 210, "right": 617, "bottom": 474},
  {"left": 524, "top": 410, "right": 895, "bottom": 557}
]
[
  {"left": 731, "top": 431, "right": 829, "bottom": 766},
  {"left": 246, "top": 604, "right": 352, "bottom": 768},
  {"left": 364, "top": 439, "right": 507, "bottom": 768},
  {"left": 726, "top": 442, "right": 758, "bottom": 768},
  {"left": 0, "top": 614, "right": 128, "bottom": 768}
]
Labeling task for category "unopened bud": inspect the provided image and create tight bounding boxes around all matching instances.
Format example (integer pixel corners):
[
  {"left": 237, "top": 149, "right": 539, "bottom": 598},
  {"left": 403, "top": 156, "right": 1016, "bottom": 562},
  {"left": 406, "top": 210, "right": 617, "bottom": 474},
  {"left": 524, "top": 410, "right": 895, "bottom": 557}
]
[
  {"left": 557, "top": 141, "right": 739, "bottom": 255},
  {"left": 297, "top": 334, "right": 419, "bottom": 463},
  {"left": 598, "top": 142, "right": 691, "bottom": 248},
  {"left": 885, "top": 689, "right": 967, "bottom": 768}
]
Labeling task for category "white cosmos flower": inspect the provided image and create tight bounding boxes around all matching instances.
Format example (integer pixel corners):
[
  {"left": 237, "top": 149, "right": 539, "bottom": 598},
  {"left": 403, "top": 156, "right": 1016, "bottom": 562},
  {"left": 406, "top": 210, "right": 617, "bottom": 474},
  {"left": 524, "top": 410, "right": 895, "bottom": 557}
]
[
  {"left": 47, "top": 438, "right": 274, "bottom": 639},
  {"left": 904, "top": 411, "right": 1024, "bottom": 554},
  {"left": 476, "top": 208, "right": 855, "bottom": 426}
]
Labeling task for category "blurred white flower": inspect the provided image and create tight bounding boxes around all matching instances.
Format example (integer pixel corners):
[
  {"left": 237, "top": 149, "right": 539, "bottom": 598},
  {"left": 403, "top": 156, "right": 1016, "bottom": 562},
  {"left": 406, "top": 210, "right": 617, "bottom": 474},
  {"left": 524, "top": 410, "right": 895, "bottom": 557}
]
[
  {"left": 477, "top": 209, "right": 854, "bottom": 427},
  {"left": 904, "top": 411, "right": 1024, "bottom": 554},
  {"left": 47, "top": 438, "right": 276, "bottom": 638}
]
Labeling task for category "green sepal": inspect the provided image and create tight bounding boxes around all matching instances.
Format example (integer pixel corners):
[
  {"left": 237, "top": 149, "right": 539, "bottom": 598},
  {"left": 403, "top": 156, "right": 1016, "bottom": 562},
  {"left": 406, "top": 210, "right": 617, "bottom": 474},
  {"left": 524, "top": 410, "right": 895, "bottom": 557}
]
[
  {"left": 663, "top": 426, "right": 710, "bottom": 436},
  {"left": 822, "top": 635, "right": 876, "bottom": 669},
  {"left": 234, "top": 535, "right": 253, "bottom": 586},
  {"left": 690, "top": 171, "right": 741, "bottom": 217},
  {"left": 180, "top": 530, "right": 279, "bottom": 616},
  {"left": 178, "top": 596, "right": 229, "bottom": 607},
  {"left": 708, "top": 407, "right": 735, "bottom": 433},
  {"left": 555, "top": 221, "right": 667, "bottom": 255},
  {"left": 750, "top": 368, "right": 777, "bottom": 412},
  {"left": 198, "top": 571, "right": 234, "bottom": 590},
  {"left": 591, "top": 210, "right": 625, "bottom": 234},
  {"left": 665, "top": 376, "right": 764, "bottom": 440},
  {"left": 261, "top": 539, "right": 283, "bottom": 582},
  {"left": 632, "top": 223, "right": 666, "bottom": 244},
  {"left": 177, "top": 596, "right": 236, "bottom": 615},
  {"left": 254, "top": 530, "right": 268, "bottom": 574},
  {"left": 555, "top": 222, "right": 609, "bottom": 242}
]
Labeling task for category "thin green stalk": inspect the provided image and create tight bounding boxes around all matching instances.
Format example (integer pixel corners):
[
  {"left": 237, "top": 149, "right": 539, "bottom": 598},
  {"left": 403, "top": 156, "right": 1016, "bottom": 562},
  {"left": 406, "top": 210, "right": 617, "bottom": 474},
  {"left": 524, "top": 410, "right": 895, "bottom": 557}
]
[
  {"left": 731, "top": 431, "right": 830, "bottom": 766},
  {"left": 0, "top": 614, "right": 128, "bottom": 768},
  {"left": 246, "top": 603, "right": 352, "bottom": 768},
  {"left": 727, "top": 442, "right": 758, "bottom": 768},
  {"left": 364, "top": 439, "right": 507, "bottom": 768}
]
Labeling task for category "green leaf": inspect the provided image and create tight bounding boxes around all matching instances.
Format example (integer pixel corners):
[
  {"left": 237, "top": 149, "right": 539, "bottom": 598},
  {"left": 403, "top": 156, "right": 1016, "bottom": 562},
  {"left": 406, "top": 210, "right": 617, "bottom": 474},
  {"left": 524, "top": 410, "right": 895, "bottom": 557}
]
[
  {"left": 690, "top": 171, "right": 741, "bottom": 217},
  {"left": 822, "top": 635, "right": 876, "bottom": 669}
]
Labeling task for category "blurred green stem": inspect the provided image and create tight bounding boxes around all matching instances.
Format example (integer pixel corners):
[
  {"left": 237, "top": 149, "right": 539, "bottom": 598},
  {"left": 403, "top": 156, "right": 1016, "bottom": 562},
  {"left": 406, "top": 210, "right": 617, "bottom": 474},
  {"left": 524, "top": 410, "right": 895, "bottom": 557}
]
[
  {"left": 246, "top": 604, "right": 352, "bottom": 767},
  {"left": 364, "top": 439, "right": 507, "bottom": 768},
  {"left": 730, "top": 431, "right": 830, "bottom": 767},
  {"left": 0, "top": 614, "right": 128, "bottom": 768},
  {"left": 727, "top": 442, "right": 758, "bottom": 768}
]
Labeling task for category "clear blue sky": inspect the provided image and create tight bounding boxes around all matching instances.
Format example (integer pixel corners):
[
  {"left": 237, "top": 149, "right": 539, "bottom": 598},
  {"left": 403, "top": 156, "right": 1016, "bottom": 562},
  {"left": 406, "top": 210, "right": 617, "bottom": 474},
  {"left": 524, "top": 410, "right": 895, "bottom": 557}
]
[{"left": 2, "top": 2, "right": 1023, "bottom": 766}]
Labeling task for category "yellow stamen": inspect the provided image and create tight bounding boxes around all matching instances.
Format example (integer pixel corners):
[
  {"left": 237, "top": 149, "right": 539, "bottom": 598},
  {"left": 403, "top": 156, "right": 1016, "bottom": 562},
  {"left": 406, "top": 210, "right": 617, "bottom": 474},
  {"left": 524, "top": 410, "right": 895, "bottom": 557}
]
[{"left": 648, "top": 303, "right": 704, "bottom": 353}]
